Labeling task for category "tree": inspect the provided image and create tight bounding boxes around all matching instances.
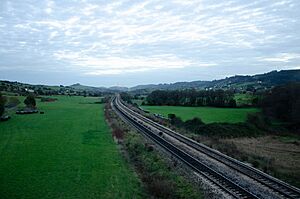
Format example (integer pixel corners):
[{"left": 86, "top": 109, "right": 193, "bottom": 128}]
[
  {"left": 0, "top": 92, "right": 7, "bottom": 117},
  {"left": 24, "top": 94, "right": 36, "bottom": 108},
  {"left": 146, "top": 89, "right": 236, "bottom": 107},
  {"left": 228, "top": 99, "right": 237, "bottom": 108},
  {"left": 120, "top": 92, "right": 133, "bottom": 103},
  {"left": 261, "top": 83, "right": 300, "bottom": 125}
]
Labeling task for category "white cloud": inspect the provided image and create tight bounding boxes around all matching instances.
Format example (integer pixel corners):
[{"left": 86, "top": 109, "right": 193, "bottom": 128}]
[
  {"left": 49, "top": 31, "right": 58, "bottom": 40},
  {"left": 0, "top": 0, "right": 299, "bottom": 85},
  {"left": 53, "top": 50, "right": 197, "bottom": 75},
  {"left": 258, "top": 53, "right": 300, "bottom": 63},
  {"left": 45, "top": 0, "right": 55, "bottom": 14}
]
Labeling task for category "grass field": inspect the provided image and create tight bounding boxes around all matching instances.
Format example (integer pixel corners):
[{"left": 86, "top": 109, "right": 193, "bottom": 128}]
[
  {"left": 234, "top": 93, "right": 256, "bottom": 107},
  {"left": 142, "top": 105, "right": 259, "bottom": 123},
  {"left": 0, "top": 96, "right": 142, "bottom": 199}
]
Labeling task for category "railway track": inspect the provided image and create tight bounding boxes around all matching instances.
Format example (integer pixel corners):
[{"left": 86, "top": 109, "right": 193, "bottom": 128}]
[
  {"left": 112, "top": 96, "right": 259, "bottom": 199},
  {"left": 112, "top": 96, "right": 300, "bottom": 199}
]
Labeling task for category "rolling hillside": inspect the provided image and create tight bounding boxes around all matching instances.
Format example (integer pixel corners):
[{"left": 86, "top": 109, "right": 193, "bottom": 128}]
[
  {"left": 1, "top": 69, "right": 299, "bottom": 94},
  {"left": 130, "top": 70, "right": 300, "bottom": 91}
]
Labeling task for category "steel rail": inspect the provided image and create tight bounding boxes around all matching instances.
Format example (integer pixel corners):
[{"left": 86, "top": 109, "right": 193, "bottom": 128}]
[
  {"left": 116, "top": 96, "right": 300, "bottom": 199},
  {"left": 112, "top": 97, "right": 260, "bottom": 199}
]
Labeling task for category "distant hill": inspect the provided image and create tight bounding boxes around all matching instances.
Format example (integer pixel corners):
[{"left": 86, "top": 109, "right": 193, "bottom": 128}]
[
  {"left": 70, "top": 84, "right": 129, "bottom": 92},
  {"left": 108, "top": 86, "right": 129, "bottom": 92},
  {"left": 129, "top": 70, "right": 300, "bottom": 92},
  {"left": 70, "top": 83, "right": 108, "bottom": 92},
  {"left": 130, "top": 81, "right": 210, "bottom": 91},
  {"left": 1, "top": 69, "right": 299, "bottom": 95}
]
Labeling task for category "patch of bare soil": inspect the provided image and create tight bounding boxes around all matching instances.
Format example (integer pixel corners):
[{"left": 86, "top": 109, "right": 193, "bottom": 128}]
[{"left": 222, "top": 135, "right": 300, "bottom": 187}]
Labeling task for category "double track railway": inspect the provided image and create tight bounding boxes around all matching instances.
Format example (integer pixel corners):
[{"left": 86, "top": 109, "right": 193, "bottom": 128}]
[{"left": 112, "top": 96, "right": 300, "bottom": 199}]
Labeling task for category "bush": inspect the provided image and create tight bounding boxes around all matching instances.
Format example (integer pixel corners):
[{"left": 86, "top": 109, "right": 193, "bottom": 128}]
[
  {"left": 40, "top": 97, "right": 57, "bottom": 102},
  {"left": 192, "top": 122, "right": 262, "bottom": 138},
  {"left": 170, "top": 115, "right": 184, "bottom": 127},
  {"left": 168, "top": 113, "right": 176, "bottom": 120},
  {"left": 183, "top": 117, "right": 205, "bottom": 132},
  {"left": 228, "top": 98, "right": 237, "bottom": 107},
  {"left": 246, "top": 112, "right": 270, "bottom": 130},
  {"left": 112, "top": 128, "right": 124, "bottom": 141},
  {"left": 120, "top": 92, "right": 133, "bottom": 103},
  {"left": 0, "top": 92, "right": 7, "bottom": 117},
  {"left": 24, "top": 94, "right": 36, "bottom": 108},
  {"left": 146, "top": 175, "right": 175, "bottom": 199}
]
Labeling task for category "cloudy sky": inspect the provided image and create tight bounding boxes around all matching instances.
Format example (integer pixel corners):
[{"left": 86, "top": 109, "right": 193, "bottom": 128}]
[{"left": 0, "top": 0, "right": 299, "bottom": 87}]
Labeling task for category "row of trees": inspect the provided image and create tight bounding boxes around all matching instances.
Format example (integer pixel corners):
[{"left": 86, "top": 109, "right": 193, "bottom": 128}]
[
  {"left": 146, "top": 89, "right": 237, "bottom": 107},
  {"left": 0, "top": 93, "right": 36, "bottom": 117},
  {"left": 0, "top": 82, "right": 105, "bottom": 97}
]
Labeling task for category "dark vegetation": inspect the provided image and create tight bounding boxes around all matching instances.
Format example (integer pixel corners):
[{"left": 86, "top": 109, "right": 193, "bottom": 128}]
[
  {"left": 120, "top": 92, "right": 133, "bottom": 103},
  {"left": 24, "top": 94, "right": 36, "bottom": 108},
  {"left": 168, "top": 114, "right": 263, "bottom": 138},
  {"left": 146, "top": 89, "right": 237, "bottom": 107},
  {"left": 0, "top": 92, "right": 7, "bottom": 117},
  {"left": 261, "top": 83, "right": 300, "bottom": 131},
  {"left": 40, "top": 97, "right": 58, "bottom": 102}
]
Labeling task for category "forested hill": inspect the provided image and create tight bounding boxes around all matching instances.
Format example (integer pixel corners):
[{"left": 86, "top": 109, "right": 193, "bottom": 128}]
[
  {"left": 130, "top": 69, "right": 300, "bottom": 91},
  {"left": 1, "top": 69, "right": 299, "bottom": 94}
]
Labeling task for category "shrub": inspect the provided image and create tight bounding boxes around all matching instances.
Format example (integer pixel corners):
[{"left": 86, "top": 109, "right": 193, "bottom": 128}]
[
  {"left": 246, "top": 112, "right": 270, "bottom": 130},
  {"left": 40, "top": 97, "right": 57, "bottom": 102},
  {"left": 0, "top": 92, "right": 7, "bottom": 117},
  {"left": 168, "top": 113, "right": 176, "bottom": 120},
  {"left": 228, "top": 98, "right": 237, "bottom": 107},
  {"left": 120, "top": 92, "right": 133, "bottom": 103},
  {"left": 170, "top": 116, "right": 184, "bottom": 127},
  {"left": 24, "top": 94, "right": 36, "bottom": 108},
  {"left": 112, "top": 128, "right": 124, "bottom": 141},
  {"left": 146, "top": 175, "right": 175, "bottom": 199},
  {"left": 194, "top": 123, "right": 262, "bottom": 138},
  {"left": 183, "top": 117, "right": 205, "bottom": 132}
]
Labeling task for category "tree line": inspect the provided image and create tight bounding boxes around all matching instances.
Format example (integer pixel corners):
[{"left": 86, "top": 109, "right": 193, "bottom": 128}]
[
  {"left": 146, "top": 89, "right": 237, "bottom": 107},
  {"left": 0, "top": 93, "right": 37, "bottom": 118},
  {"left": 165, "top": 83, "right": 300, "bottom": 135}
]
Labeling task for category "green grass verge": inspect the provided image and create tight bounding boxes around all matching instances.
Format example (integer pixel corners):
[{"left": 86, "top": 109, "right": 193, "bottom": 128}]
[
  {"left": 0, "top": 96, "right": 142, "bottom": 199},
  {"left": 125, "top": 132, "right": 203, "bottom": 199},
  {"left": 142, "top": 105, "right": 259, "bottom": 123}
]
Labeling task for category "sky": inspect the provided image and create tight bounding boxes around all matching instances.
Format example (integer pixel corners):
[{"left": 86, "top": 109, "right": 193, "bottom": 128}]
[{"left": 0, "top": 0, "right": 300, "bottom": 87}]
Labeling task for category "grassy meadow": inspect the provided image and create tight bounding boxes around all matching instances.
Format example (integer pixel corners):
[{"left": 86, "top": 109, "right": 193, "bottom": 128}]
[
  {"left": 0, "top": 96, "right": 142, "bottom": 199},
  {"left": 141, "top": 105, "right": 259, "bottom": 123}
]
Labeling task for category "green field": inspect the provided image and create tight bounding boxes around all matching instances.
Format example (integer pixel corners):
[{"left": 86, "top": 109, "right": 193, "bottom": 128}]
[
  {"left": 142, "top": 105, "right": 259, "bottom": 123},
  {"left": 234, "top": 93, "right": 256, "bottom": 107},
  {"left": 0, "top": 96, "right": 142, "bottom": 199}
]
